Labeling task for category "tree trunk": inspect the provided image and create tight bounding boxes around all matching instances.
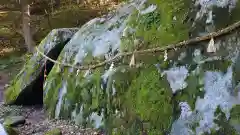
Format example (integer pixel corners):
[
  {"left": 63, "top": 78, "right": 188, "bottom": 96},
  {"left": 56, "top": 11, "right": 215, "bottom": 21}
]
[
  {"left": 55, "top": 0, "right": 60, "bottom": 8},
  {"left": 22, "top": 1, "right": 35, "bottom": 53}
]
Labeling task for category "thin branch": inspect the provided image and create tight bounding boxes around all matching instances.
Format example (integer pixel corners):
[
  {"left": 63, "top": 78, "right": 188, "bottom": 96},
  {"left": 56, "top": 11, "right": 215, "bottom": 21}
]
[
  {"left": 44, "top": 9, "right": 52, "bottom": 29},
  {"left": 35, "top": 47, "right": 76, "bottom": 68},
  {"left": 35, "top": 20, "right": 240, "bottom": 70}
]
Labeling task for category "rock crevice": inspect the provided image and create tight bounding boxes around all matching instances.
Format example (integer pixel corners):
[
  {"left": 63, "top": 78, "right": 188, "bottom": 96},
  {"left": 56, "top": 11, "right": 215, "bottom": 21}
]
[{"left": 12, "top": 39, "right": 70, "bottom": 105}]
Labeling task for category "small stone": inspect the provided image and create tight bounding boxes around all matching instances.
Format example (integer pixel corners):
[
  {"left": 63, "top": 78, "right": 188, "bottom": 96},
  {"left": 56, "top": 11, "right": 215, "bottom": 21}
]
[
  {"left": 44, "top": 128, "right": 62, "bottom": 135},
  {"left": 3, "top": 116, "right": 26, "bottom": 127}
]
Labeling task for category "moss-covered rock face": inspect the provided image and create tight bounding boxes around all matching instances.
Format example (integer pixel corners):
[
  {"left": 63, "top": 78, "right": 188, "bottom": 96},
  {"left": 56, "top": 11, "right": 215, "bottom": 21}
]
[
  {"left": 0, "top": 123, "right": 18, "bottom": 135},
  {"left": 4, "top": 28, "right": 79, "bottom": 105},
  {"left": 42, "top": 0, "right": 240, "bottom": 134},
  {"left": 3, "top": 116, "right": 25, "bottom": 127},
  {"left": 7, "top": 0, "right": 240, "bottom": 134},
  {"left": 190, "top": 0, "right": 240, "bottom": 37},
  {"left": 120, "top": 0, "right": 192, "bottom": 51},
  {"left": 167, "top": 32, "right": 240, "bottom": 135}
]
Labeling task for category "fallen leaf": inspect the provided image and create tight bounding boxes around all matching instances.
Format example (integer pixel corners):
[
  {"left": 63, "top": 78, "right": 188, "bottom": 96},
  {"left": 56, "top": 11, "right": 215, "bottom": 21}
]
[
  {"left": 76, "top": 69, "right": 80, "bottom": 76},
  {"left": 207, "top": 38, "right": 216, "bottom": 53},
  {"left": 164, "top": 50, "right": 168, "bottom": 61},
  {"left": 129, "top": 54, "right": 135, "bottom": 67},
  {"left": 110, "top": 62, "right": 114, "bottom": 70}
]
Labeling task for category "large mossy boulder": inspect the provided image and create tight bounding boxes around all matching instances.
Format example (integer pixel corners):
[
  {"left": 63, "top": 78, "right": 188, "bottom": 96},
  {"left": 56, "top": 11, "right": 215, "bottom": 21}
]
[
  {"left": 189, "top": 0, "right": 240, "bottom": 37},
  {"left": 4, "top": 28, "right": 79, "bottom": 105},
  {"left": 6, "top": 0, "right": 240, "bottom": 134},
  {"left": 42, "top": 0, "right": 240, "bottom": 134}
]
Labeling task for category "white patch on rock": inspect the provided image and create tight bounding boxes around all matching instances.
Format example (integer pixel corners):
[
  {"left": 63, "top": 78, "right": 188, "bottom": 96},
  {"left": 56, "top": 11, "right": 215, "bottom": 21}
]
[
  {"left": 178, "top": 52, "right": 187, "bottom": 61},
  {"left": 140, "top": 4, "right": 157, "bottom": 15},
  {"left": 112, "top": 84, "right": 116, "bottom": 95},
  {"left": 90, "top": 112, "right": 104, "bottom": 128},
  {"left": 195, "top": 67, "right": 240, "bottom": 134},
  {"left": 0, "top": 124, "right": 7, "bottom": 135},
  {"left": 171, "top": 102, "right": 195, "bottom": 135},
  {"left": 162, "top": 66, "right": 189, "bottom": 93},
  {"left": 179, "top": 102, "right": 193, "bottom": 119},
  {"left": 194, "top": 0, "right": 237, "bottom": 23},
  {"left": 206, "top": 10, "right": 213, "bottom": 24},
  {"left": 41, "top": 28, "right": 79, "bottom": 53},
  {"left": 130, "top": 0, "right": 148, "bottom": 13},
  {"left": 193, "top": 49, "right": 203, "bottom": 64},
  {"left": 61, "top": 3, "right": 136, "bottom": 65},
  {"left": 83, "top": 69, "right": 91, "bottom": 78},
  {"left": 122, "top": 26, "right": 135, "bottom": 37},
  {"left": 171, "top": 65, "right": 240, "bottom": 135},
  {"left": 55, "top": 81, "right": 68, "bottom": 118},
  {"left": 102, "top": 63, "right": 116, "bottom": 84}
]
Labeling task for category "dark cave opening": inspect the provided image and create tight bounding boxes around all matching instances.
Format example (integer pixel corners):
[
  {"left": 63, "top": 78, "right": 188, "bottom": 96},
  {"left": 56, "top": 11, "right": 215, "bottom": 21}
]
[{"left": 12, "top": 39, "right": 70, "bottom": 106}]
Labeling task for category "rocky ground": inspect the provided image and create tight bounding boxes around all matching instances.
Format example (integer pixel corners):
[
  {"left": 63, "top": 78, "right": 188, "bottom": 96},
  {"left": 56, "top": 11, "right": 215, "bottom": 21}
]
[
  {"left": 0, "top": 71, "right": 8, "bottom": 102},
  {"left": 0, "top": 67, "right": 99, "bottom": 135},
  {"left": 0, "top": 103, "right": 99, "bottom": 135}
]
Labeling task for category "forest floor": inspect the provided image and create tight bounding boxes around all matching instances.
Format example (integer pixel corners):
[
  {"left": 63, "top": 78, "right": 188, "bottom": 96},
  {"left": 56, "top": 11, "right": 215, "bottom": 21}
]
[
  {"left": 0, "top": 52, "right": 99, "bottom": 135},
  {"left": 0, "top": 71, "right": 8, "bottom": 102}
]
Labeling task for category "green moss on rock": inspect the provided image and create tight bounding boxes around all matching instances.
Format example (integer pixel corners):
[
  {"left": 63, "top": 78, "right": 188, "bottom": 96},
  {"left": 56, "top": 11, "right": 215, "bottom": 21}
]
[
  {"left": 42, "top": 1, "right": 240, "bottom": 134},
  {"left": 4, "top": 28, "right": 79, "bottom": 104},
  {"left": 3, "top": 116, "right": 25, "bottom": 127},
  {"left": 44, "top": 71, "right": 65, "bottom": 118},
  {"left": 230, "top": 105, "right": 240, "bottom": 127},
  {"left": 3, "top": 125, "right": 18, "bottom": 135},
  {"left": 121, "top": 0, "right": 191, "bottom": 51},
  {"left": 205, "top": 106, "right": 239, "bottom": 135},
  {"left": 44, "top": 128, "right": 62, "bottom": 135},
  {"left": 202, "top": 59, "right": 232, "bottom": 73},
  {"left": 121, "top": 65, "right": 173, "bottom": 134},
  {"left": 174, "top": 66, "right": 205, "bottom": 110}
]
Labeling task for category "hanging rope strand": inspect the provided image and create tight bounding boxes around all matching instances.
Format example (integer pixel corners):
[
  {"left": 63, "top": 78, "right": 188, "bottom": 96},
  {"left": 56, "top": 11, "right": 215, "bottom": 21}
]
[
  {"left": 43, "top": 59, "right": 47, "bottom": 84},
  {"left": 35, "top": 20, "right": 240, "bottom": 70}
]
